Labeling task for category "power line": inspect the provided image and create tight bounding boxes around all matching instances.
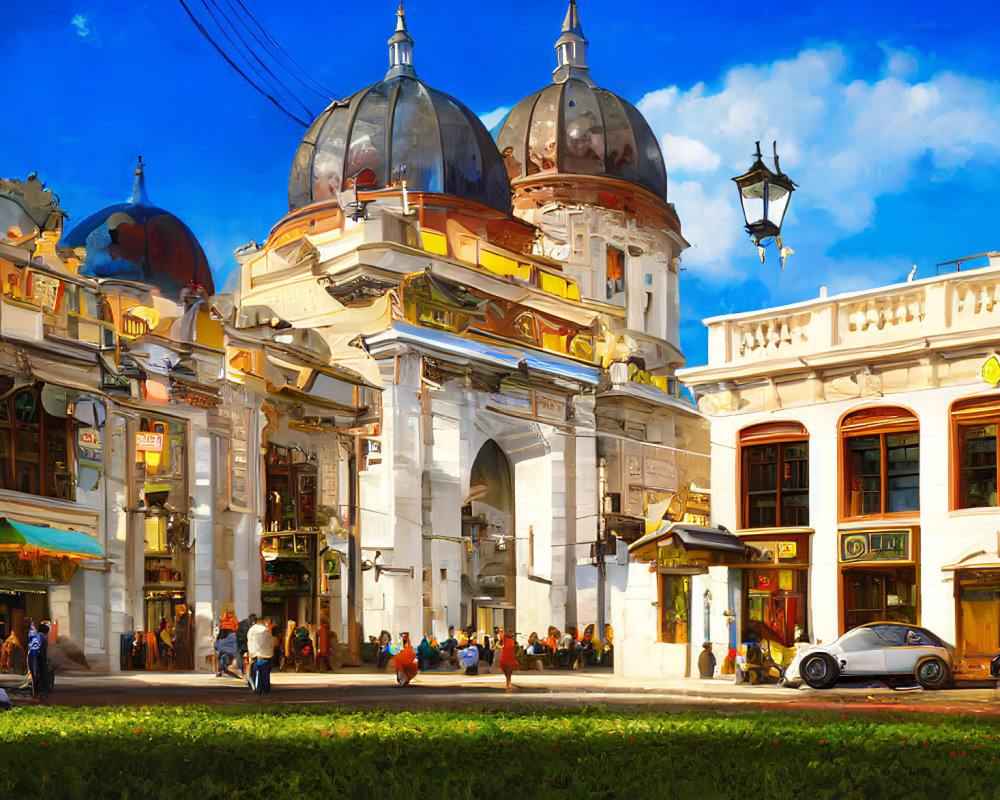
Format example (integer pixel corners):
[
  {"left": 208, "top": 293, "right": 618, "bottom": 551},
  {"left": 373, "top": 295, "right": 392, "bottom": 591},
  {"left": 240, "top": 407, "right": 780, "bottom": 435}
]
[
  {"left": 178, "top": 0, "right": 309, "bottom": 127},
  {"left": 203, "top": 0, "right": 315, "bottom": 120},
  {"left": 226, "top": 0, "right": 339, "bottom": 102}
]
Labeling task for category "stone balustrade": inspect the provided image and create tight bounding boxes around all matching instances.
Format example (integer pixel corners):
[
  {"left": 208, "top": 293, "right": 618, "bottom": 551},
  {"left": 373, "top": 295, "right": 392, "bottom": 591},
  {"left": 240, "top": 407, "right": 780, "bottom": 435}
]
[{"left": 704, "top": 260, "right": 1000, "bottom": 369}]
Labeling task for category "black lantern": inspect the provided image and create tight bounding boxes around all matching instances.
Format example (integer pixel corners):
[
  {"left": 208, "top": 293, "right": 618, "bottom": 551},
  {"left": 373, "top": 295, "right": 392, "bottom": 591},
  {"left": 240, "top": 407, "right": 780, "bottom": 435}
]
[{"left": 732, "top": 141, "right": 796, "bottom": 247}]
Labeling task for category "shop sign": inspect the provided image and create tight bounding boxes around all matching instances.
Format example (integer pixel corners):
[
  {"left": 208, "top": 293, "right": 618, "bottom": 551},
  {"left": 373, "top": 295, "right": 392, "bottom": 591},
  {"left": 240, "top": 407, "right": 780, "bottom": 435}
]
[
  {"left": 777, "top": 542, "right": 797, "bottom": 559},
  {"left": 135, "top": 432, "right": 164, "bottom": 452},
  {"left": 78, "top": 428, "right": 101, "bottom": 448},
  {"left": 535, "top": 392, "right": 567, "bottom": 422},
  {"left": 643, "top": 446, "right": 677, "bottom": 491},
  {"left": 840, "top": 529, "right": 911, "bottom": 564}
]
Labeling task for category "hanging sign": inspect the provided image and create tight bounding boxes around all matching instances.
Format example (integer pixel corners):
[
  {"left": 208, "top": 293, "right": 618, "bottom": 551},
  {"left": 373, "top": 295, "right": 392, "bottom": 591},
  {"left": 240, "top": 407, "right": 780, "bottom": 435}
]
[{"left": 135, "top": 432, "right": 164, "bottom": 452}]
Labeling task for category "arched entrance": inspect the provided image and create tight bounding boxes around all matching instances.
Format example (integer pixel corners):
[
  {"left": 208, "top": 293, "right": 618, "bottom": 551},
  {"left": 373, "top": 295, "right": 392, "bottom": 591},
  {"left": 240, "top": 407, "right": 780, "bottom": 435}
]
[{"left": 463, "top": 440, "right": 515, "bottom": 636}]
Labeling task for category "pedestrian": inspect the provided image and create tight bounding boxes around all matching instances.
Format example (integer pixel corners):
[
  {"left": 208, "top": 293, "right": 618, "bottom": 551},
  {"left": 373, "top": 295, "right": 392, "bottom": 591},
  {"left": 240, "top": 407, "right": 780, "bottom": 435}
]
[
  {"left": 236, "top": 613, "right": 256, "bottom": 677},
  {"left": 393, "top": 632, "right": 418, "bottom": 686},
  {"left": 214, "top": 629, "right": 239, "bottom": 677},
  {"left": 499, "top": 630, "right": 518, "bottom": 692},
  {"left": 27, "top": 621, "right": 51, "bottom": 699},
  {"left": 247, "top": 617, "right": 273, "bottom": 695},
  {"left": 698, "top": 642, "right": 717, "bottom": 679}
]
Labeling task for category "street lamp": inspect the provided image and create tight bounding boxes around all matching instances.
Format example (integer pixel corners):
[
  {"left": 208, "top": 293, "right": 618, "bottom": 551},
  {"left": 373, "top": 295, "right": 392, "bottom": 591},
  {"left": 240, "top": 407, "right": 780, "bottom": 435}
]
[{"left": 732, "top": 141, "right": 796, "bottom": 249}]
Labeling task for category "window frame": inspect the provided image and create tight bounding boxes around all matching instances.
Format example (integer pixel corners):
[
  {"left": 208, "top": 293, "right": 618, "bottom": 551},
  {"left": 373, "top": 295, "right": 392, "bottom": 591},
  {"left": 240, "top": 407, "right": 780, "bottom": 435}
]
[
  {"left": 738, "top": 422, "right": 809, "bottom": 530},
  {"left": 0, "top": 384, "right": 77, "bottom": 501},
  {"left": 839, "top": 406, "right": 919, "bottom": 522},
  {"left": 951, "top": 395, "right": 1000, "bottom": 510}
]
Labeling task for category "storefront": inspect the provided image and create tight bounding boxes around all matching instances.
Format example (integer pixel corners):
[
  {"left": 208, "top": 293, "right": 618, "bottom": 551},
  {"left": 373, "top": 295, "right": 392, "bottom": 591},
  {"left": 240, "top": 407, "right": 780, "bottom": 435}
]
[
  {"left": 133, "top": 412, "right": 194, "bottom": 670},
  {"left": 0, "top": 517, "right": 104, "bottom": 672},
  {"left": 941, "top": 545, "right": 1000, "bottom": 681},
  {"left": 730, "top": 528, "right": 812, "bottom": 664},
  {"left": 839, "top": 527, "right": 918, "bottom": 632},
  {"left": 261, "top": 443, "right": 320, "bottom": 630},
  {"left": 629, "top": 523, "right": 748, "bottom": 656}
]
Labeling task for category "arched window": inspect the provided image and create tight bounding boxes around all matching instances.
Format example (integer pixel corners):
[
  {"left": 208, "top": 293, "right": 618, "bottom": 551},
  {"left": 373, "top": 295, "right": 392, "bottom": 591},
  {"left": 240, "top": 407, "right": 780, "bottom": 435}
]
[
  {"left": 0, "top": 384, "right": 75, "bottom": 500},
  {"left": 739, "top": 422, "right": 809, "bottom": 528},
  {"left": 952, "top": 394, "right": 1000, "bottom": 509},
  {"left": 840, "top": 406, "right": 918, "bottom": 518}
]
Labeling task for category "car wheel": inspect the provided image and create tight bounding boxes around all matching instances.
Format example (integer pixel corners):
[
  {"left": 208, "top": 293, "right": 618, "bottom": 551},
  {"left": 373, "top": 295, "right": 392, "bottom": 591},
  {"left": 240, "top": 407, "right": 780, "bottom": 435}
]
[
  {"left": 800, "top": 652, "right": 840, "bottom": 689},
  {"left": 915, "top": 656, "right": 950, "bottom": 690}
]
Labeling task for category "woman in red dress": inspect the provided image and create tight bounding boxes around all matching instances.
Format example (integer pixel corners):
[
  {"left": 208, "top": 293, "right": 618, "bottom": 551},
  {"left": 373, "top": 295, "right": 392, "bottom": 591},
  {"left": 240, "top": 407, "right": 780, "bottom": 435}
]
[
  {"left": 499, "top": 631, "right": 518, "bottom": 692},
  {"left": 393, "top": 632, "right": 418, "bottom": 686}
]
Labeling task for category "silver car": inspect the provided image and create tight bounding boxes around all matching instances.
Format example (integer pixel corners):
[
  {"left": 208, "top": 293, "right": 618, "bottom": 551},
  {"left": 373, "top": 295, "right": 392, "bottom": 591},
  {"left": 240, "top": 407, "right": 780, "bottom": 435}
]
[{"left": 784, "top": 622, "right": 955, "bottom": 690}]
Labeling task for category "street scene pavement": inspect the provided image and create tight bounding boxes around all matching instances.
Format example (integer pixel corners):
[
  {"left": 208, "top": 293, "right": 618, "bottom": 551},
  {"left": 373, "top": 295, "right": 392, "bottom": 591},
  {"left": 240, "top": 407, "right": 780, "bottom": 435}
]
[{"left": 5, "top": 667, "right": 1000, "bottom": 715}]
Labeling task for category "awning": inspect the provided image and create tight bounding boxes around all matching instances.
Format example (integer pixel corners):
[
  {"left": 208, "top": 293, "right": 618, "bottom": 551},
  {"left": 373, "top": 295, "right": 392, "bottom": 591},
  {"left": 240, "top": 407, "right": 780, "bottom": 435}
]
[
  {"left": 0, "top": 519, "right": 104, "bottom": 559},
  {"left": 629, "top": 522, "right": 747, "bottom": 556},
  {"left": 629, "top": 522, "right": 746, "bottom": 573}
]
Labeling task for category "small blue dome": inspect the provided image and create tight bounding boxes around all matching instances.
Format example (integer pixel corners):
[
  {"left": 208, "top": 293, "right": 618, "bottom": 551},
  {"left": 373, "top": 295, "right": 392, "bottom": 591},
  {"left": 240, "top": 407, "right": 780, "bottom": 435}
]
[{"left": 63, "top": 161, "right": 214, "bottom": 297}]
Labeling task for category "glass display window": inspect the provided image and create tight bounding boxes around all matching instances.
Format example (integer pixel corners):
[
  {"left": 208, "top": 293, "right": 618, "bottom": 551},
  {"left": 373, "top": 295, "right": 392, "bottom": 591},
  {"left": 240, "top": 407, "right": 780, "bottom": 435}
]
[
  {"left": 264, "top": 443, "right": 318, "bottom": 532},
  {"left": 745, "top": 568, "right": 808, "bottom": 647},
  {"left": 135, "top": 415, "right": 186, "bottom": 512},
  {"left": 658, "top": 574, "right": 690, "bottom": 644}
]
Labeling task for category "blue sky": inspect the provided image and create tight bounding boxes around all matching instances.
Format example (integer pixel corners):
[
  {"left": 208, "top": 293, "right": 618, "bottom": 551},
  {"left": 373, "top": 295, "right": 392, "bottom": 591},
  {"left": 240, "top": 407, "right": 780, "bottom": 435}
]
[{"left": 2, "top": 1, "right": 998, "bottom": 366}]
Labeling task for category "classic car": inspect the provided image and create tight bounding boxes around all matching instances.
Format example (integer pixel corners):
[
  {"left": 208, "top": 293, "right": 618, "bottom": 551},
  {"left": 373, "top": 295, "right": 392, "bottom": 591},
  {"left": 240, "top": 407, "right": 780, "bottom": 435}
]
[{"left": 784, "top": 622, "right": 955, "bottom": 690}]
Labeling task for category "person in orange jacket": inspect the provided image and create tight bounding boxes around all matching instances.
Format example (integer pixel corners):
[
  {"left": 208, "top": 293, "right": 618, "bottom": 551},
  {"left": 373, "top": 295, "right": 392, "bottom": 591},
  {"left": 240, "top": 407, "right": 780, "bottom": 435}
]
[
  {"left": 393, "top": 632, "right": 418, "bottom": 686},
  {"left": 499, "top": 631, "right": 518, "bottom": 692}
]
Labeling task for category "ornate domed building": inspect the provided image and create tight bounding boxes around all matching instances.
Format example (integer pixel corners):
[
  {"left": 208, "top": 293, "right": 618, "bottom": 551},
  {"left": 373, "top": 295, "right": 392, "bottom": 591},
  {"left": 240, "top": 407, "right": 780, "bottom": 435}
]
[
  {"left": 63, "top": 159, "right": 215, "bottom": 298},
  {"left": 496, "top": 1, "right": 686, "bottom": 373},
  {"left": 288, "top": 7, "right": 511, "bottom": 216}
]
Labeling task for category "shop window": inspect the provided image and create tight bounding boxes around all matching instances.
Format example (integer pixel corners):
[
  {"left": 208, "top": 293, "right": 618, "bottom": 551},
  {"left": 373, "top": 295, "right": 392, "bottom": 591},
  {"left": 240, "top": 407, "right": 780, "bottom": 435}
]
[
  {"left": 745, "top": 568, "right": 808, "bottom": 647},
  {"left": 658, "top": 574, "right": 690, "bottom": 644},
  {"left": 840, "top": 407, "right": 919, "bottom": 519},
  {"left": 739, "top": 422, "right": 808, "bottom": 529},
  {"left": 606, "top": 246, "right": 625, "bottom": 301},
  {"left": 0, "top": 384, "right": 76, "bottom": 501},
  {"left": 952, "top": 395, "right": 1000, "bottom": 509},
  {"left": 264, "top": 443, "right": 318, "bottom": 532},
  {"left": 136, "top": 415, "right": 186, "bottom": 514},
  {"left": 841, "top": 568, "right": 917, "bottom": 629}
]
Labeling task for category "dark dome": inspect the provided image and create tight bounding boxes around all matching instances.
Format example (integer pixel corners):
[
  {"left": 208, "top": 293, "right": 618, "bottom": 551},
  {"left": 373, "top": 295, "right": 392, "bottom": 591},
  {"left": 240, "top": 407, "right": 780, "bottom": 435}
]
[
  {"left": 496, "top": 2, "right": 667, "bottom": 201},
  {"left": 496, "top": 78, "right": 667, "bottom": 200},
  {"left": 289, "top": 76, "right": 512, "bottom": 215},
  {"left": 63, "top": 162, "right": 214, "bottom": 297},
  {"left": 288, "top": 8, "right": 511, "bottom": 216}
]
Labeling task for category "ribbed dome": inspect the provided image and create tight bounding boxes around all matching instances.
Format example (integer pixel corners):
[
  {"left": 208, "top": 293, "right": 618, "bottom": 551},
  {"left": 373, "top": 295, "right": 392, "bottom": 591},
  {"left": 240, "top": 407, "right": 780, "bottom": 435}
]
[
  {"left": 496, "top": 79, "right": 667, "bottom": 200},
  {"left": 63, "top": 160, "right": 214, "bottom": 297},
  {"left": 495, "top": 2, "right": 667, "bottom": 201},
  {"left": 288, "top": 8, "right": 511, "bottom": 215}
]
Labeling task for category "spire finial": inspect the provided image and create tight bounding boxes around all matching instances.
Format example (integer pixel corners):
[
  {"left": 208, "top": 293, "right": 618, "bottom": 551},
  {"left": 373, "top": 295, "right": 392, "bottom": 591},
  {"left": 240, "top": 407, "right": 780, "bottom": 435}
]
[
  {"left": 386, "top": 2, "right": 416, "bottom": 78},
  {"left": 553, "top": 1, "right": 592, "bottom": 84},
  {"left": 128, "top": 155, "right": 151, "bottom": 205}
]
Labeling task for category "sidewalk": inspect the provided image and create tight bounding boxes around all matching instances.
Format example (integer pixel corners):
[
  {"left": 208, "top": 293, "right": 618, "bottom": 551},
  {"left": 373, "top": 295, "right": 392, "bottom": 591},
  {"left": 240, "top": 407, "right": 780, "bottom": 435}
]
[{"left": 3, "top": 666, "right": 999, "bottom": 712}]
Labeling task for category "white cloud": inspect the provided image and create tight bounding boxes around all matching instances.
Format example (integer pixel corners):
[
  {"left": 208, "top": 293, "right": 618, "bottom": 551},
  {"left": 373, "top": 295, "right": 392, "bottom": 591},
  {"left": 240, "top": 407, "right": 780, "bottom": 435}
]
[
  {"left": 71, "top": 14, "right": 91, "bottom": 38},
  {"left": 638, "top": 45, "right": 1000, "bottom": 281},
  {"left": 660, "top": 134, "right": 720, "bottom": 173},
  {"left": 479, "top": 106, "right": 510, "bottom": 131}
]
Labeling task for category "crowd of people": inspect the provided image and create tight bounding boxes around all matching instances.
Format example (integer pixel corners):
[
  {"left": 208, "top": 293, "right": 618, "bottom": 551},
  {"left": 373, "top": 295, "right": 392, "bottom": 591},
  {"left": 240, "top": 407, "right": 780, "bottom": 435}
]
[{"left": 369, "top": 623, "right": 614, "bottom": 689}]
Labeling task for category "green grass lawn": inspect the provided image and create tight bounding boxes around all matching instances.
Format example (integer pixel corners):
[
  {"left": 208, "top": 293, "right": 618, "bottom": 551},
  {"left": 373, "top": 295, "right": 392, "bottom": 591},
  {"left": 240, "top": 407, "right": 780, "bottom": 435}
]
[{"left": 3, "top": 705, "right": 1000, "bottom": 798}]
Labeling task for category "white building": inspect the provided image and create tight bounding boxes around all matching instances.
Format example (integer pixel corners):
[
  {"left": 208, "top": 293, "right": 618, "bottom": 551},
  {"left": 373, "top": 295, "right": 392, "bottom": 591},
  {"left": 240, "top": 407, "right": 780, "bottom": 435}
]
[{"left": 680, "top": 252, "right": 1000, "bottom": 680}]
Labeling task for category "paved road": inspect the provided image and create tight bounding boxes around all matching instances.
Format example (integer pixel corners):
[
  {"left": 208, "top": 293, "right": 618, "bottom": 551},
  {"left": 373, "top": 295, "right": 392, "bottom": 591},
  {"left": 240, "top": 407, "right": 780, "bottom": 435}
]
[{"left": 5, "top": 667, "right": 1000, "bottom": 715}]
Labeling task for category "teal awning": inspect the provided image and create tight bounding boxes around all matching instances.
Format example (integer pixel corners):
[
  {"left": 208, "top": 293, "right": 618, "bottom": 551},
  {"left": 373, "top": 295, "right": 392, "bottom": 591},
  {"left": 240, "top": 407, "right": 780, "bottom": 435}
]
[{"left": 0, "top": 519, "right": 103, "bottom": 559}]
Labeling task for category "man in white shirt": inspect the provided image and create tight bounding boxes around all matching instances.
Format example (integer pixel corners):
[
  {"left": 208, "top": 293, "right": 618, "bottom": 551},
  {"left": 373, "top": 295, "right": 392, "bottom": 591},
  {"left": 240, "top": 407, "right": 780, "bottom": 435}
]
[{"left": 247, "top": 619, "right": 274, "bottom": 695}]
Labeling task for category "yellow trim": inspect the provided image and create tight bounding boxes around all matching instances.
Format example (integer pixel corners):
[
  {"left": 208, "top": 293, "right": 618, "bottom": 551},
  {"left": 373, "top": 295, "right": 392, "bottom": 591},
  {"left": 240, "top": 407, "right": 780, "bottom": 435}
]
[{"left": 420, "top": 229, "right": 449, "bottom": 256}]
